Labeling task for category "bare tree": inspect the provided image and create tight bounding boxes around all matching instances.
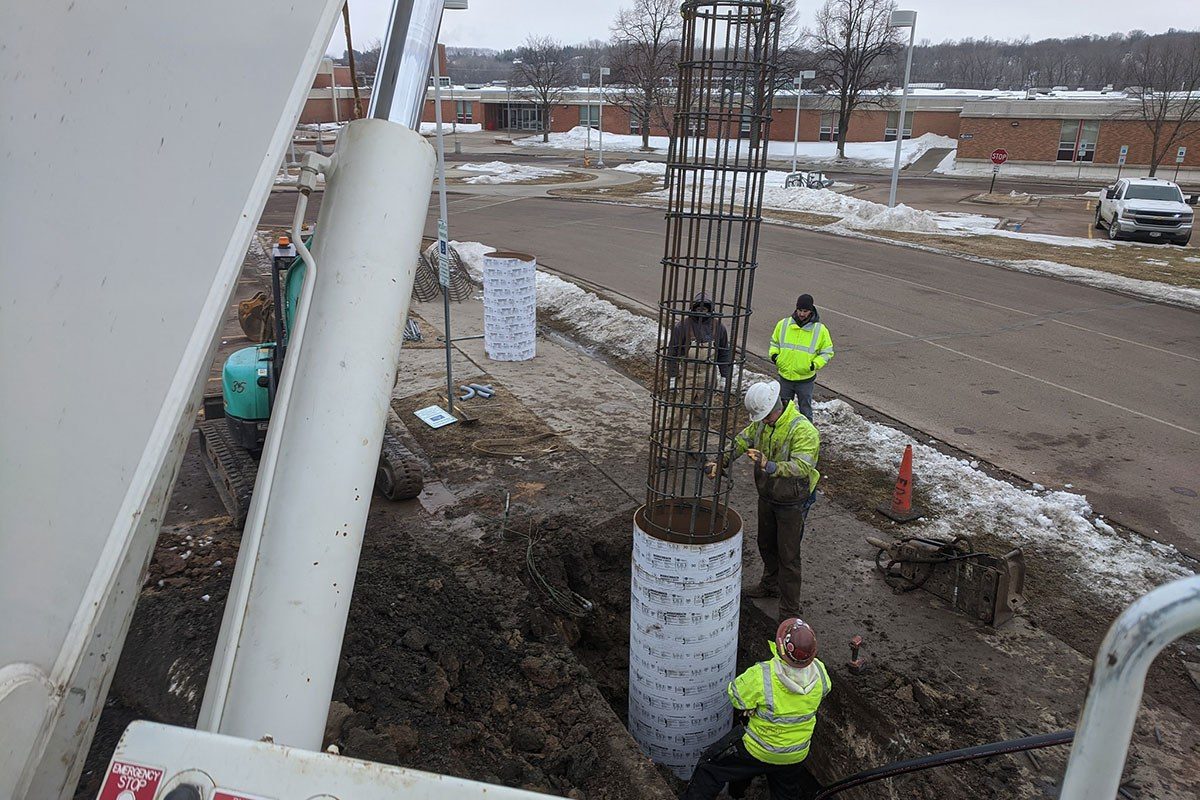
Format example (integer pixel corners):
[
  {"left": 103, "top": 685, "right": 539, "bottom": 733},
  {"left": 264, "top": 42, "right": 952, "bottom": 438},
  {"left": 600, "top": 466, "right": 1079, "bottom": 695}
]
[
  {"left": 607, "top": 0, "right": 681, "bottom": 149},
  {"left": 810, "top": 0, "right": 902, "bottom": 158},
  {"left": 513, "top": 36, "right": 572, "bottom": 142},
  {"left": 1122, "top": 35, "right": 1200, "bottom": 176}
]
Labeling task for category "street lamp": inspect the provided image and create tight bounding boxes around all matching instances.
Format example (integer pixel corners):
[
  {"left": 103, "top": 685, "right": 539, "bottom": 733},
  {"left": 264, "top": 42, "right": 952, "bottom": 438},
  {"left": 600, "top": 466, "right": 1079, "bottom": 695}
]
[
  {"left": 887, "top": 9, "right": 917, "bottom": 208},
  {"left": 597, "top": 66, "right": 610, "bottom": 167},
  {"left": 791, "top": 70, "right": 816, "bottom": 174},
  {"left": 508, "top": 58, "right": 522, "bottom": 132},
  {"left": 582, "top": 71, "right": 593, "bottom": 151}
]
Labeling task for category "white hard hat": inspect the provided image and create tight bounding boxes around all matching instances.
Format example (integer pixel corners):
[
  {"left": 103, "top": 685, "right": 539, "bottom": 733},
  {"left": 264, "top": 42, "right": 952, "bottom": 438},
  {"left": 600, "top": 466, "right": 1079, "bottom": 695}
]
[{"left": 745, "top": 381, "right": 781, "bottom": 422}]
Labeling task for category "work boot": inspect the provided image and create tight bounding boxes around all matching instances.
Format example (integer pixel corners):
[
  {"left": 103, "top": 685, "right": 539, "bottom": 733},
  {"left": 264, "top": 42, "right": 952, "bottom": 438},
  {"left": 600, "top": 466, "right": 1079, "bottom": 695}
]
[{"left": 743, "top": 581, "right": 778, "bottom": 598}]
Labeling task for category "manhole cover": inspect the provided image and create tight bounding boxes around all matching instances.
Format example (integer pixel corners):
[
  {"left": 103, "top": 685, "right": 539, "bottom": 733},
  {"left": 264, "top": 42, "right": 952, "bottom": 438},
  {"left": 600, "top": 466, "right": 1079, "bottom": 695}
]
[
  {"left": 1170, "top": 486, "right": 1198, "bottom": 498},
  {"left": 981, "top": 389, "right": 1000, "bottom": 395},
  {"left": 954, "top": 427, "right": 976, "bottom": 435}
]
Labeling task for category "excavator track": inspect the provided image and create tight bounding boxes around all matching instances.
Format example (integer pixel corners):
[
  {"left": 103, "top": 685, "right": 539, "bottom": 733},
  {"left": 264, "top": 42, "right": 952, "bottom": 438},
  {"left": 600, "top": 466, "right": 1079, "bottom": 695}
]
[
  {"left": 376, "top": 430, "right": 425, "bottom": 501},
  {"left": 197, "top": 418, "right": 257, "bottom": 526}
]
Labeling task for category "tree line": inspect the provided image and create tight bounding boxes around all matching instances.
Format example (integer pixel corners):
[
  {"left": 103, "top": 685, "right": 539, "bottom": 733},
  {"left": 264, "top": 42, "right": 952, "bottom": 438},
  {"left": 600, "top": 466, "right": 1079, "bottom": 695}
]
[{"left": 334, "top": 1, "right": 1200, "bottom": 173}]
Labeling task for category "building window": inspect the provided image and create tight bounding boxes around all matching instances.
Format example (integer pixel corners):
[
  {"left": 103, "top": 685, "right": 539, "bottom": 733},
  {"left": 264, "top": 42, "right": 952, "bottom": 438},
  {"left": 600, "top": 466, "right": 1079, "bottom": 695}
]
[
  {"left": 428, "top": 76, "right": 451, "bottom": 87},
  {"left": 819, "top": 112, "right": 840, "bottom": 142},
  {"left": 456, "top": 101, "right": 472, "bottom": 124},
  {"left": 1057, "top": 120, "right": 1099, "bottom": 162},
  {"left": 630, "top": 114, "right": 643, "bottom": 135},
  {"left": 884, "top": 111, "right": 914, "bottom": 141},
  {"left": 579, "top": 104, "right": 600, "bottom": 128},
  {"left": 740, "top": 113, "right": 752, "bottom": 137}
]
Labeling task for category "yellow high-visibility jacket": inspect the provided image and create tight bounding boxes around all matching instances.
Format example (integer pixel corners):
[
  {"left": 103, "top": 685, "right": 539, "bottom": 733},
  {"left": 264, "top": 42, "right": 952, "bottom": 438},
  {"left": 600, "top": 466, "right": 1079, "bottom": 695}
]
[
  {"left": 728, "top": 642, "right": 832, "bottom": 765},
  {"left": 724, "top": 400, "right": 820, "bottom": 500},
  {"left": 770, "top": 314, "right": 834, "bottom": 382}
]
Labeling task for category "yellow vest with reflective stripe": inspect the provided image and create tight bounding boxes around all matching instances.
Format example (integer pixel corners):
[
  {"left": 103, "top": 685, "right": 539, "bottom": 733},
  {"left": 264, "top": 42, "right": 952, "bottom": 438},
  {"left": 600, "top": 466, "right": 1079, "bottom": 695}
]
[
  {"left": 727, "top": 645, "right": 831, "bottom": 765},
  {"left": 770, "top": 317, "right": 834, "bottom": 381}
]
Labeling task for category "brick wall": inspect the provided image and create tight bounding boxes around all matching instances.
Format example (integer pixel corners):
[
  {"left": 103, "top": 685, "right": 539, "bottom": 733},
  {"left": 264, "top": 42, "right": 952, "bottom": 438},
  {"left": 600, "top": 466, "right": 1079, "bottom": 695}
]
[
  {"left": 912, "top": 110, "right": 960, "bottom": 139},
  {"left": 299, "top": 97, "right": 358, "bottom": 124},
  {"left": 958, "top": 118, "right": 1064, "bottom": 161},
  {"left": 959, "top": 116, "right": 1200, "bottom": 167}
]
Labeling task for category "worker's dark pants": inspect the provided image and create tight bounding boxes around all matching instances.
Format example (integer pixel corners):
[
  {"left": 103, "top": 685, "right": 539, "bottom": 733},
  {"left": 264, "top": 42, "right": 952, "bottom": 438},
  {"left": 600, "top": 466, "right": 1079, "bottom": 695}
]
[
  {"left": 682, "top": 739, "right": 808, "bottom": 800},
  {"left": 757, "top": 496, "right": 808, "bottom": 620},
  {"left": 777, "top": 377, "right": 816, "bottom": 421}
]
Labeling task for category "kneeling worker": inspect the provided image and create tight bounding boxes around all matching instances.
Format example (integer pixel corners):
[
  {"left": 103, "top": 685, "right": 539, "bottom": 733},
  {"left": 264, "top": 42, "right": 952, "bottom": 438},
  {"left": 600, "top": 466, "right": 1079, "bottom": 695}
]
[
  {"left": 682, "top": 619, "right": 831, "bottom": 800},
  {"left": 707, "top": 381, "right": 820, "bottom": 619}
]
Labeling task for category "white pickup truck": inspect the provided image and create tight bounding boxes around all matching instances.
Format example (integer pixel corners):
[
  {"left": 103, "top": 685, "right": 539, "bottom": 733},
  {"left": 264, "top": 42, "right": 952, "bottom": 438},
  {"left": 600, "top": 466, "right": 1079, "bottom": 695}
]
[{"left": 1095, "top": 177, "right": 1194, "bottom": 245}]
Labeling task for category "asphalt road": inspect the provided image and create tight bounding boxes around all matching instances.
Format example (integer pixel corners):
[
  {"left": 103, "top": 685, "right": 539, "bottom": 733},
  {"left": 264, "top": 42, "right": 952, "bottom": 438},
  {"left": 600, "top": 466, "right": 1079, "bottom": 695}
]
[{"left": 423, "top": 192, "right": 1200, "bottom": 556}]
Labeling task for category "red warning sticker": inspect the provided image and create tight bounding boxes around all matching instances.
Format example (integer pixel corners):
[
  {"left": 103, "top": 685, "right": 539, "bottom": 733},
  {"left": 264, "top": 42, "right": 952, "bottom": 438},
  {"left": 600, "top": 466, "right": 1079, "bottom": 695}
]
[
  {"left": 97, "top": 761, "right": 163, "bottom": 800},
  {"left": 214, "top": 791, "right": 275, "bottom": 800}
]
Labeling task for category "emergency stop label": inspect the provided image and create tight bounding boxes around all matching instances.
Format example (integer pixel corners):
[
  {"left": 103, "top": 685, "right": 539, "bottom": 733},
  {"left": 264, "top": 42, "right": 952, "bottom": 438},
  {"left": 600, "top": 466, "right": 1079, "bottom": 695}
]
[{"left": 97, "top": 761, "right": 163, "bottom": 800}]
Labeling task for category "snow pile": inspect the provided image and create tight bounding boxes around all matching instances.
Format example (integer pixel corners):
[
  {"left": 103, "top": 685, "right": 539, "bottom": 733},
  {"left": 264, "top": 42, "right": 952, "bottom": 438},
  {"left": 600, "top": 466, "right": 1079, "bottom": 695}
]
[
  {"left": 1003, "top": 260, "right": 1200, "bottom": 309},
  {"left": 419, "top": 122, "right": 483, "bottom": 134},
  {"left": 450, "top": 239, "right": 1191, "bottom": 601},
  {"left": 933, "top": 150, "right": 957, "bottom": 173},
  {"left": 615, "top": 160, "right": 667, "bottom": 176},
  {"left": 521, "top": 127, "right": 957, "bottom": 169},
  {"left": 457, "top": 160, "right": 566, "bottom": 184},
  {"left": 813, "top": 399, "right": 1191, "bottom": 603}
]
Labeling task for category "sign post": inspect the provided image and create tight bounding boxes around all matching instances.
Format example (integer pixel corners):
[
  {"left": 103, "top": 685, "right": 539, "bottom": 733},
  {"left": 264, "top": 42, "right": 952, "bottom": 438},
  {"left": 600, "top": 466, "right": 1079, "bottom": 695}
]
[
  {"left": 988, "top": 148, "right": 1008, "bottom": 194},
  {"left": 1116, "top": 144, "right": 1128, "bottom": 180},
  {"left": 1175, "top": 145, "right": 1187, "bottom": 182}
]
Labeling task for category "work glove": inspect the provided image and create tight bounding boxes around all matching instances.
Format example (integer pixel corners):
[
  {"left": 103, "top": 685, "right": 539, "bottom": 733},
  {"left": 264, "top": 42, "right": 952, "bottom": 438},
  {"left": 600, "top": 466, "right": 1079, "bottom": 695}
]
[
  {"left": 705, "top": 461, "right": 721, "bottom": 479},
  {"left": 746, "top": 448, "right": 767, "bottom": 469},
  {"left": 770, "top": 353, "right": 778, "bottom": 363}
]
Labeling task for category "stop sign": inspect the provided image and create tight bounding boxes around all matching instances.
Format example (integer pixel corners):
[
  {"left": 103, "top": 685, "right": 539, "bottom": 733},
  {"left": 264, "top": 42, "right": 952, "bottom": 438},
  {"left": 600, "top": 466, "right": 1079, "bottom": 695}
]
[{"left": 990, "top": 149, "right": 1009, "bottom": 165}]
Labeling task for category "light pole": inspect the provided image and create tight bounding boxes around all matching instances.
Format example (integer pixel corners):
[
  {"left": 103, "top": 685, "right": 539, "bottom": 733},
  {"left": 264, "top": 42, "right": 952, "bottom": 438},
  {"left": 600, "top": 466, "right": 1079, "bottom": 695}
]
[
  {"left": 508, "top": 58, "right": 522, "bottom": 132},
  {"left": 791, "top": 70, "right": 816, "bottom": 174},
  {"left": 887, "top": 9, "right": 917, "bottom": 208},
  {"left": 582, "top": 71, "right": 592, "bottom": 151},
  {"left": 597, "top": 66, "right": 610, "bottom": 167}
]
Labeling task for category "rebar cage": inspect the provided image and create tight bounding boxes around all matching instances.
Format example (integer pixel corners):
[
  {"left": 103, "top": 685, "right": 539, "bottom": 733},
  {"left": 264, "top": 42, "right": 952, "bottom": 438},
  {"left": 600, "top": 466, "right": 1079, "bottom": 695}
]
[{"left": 644, "top": 0, "right": 782, "bottom": 543}]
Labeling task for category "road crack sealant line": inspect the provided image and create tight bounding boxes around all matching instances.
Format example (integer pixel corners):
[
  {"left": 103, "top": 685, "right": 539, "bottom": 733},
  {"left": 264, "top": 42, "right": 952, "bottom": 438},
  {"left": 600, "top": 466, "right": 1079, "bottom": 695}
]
[{"left": 452, "top": 240, "right": 1193, "bottom": 607}]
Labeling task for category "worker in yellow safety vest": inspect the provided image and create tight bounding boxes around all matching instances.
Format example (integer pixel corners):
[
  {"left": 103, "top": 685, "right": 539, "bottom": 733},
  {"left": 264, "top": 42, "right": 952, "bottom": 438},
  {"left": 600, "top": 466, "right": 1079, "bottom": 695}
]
[
  {"left": 769, "top": 294, "right": 834, "bottom": 422},
  {"left": 706, "top": 381, "right": 819, "bottom": 619},
  {"left": 682, "top": 619, "right": 831, "bottom": 800}
]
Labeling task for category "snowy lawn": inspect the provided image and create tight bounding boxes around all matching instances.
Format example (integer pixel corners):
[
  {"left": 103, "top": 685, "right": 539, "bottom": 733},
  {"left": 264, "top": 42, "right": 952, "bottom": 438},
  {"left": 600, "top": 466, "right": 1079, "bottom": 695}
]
[
  {"left": 522, "top": 126, "right": 955, "bottom": 169},
  {"left": 456, "top": 160, "right": 567, "bottom": 184},
  {"left": 419, "top": 122, "right": 483, "bottom": 134},
  {"left": 451, "top": 238, "right": 1192, "bottom": 605}
]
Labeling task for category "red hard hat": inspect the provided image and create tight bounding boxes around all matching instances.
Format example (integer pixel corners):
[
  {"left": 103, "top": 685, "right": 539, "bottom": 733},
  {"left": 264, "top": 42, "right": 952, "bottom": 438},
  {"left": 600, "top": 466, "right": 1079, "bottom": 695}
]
[{"left": 776, "top": 618, "right": 817, "bottom": 667}]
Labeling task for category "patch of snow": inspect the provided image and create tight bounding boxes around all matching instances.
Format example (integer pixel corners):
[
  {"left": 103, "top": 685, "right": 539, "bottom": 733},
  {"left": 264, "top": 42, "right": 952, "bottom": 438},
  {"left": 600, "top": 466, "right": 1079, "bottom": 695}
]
[
  {"left": 1004, "top": 260, "right": 1200, "bottom": 309},
  {"left": 450, "top": 240, "right": 1190, "bottom": 603},
  {"left": 1185, "top": 256, "right": 1200, "bottom": 263},
  {"left": 1140, "top": 258, "right": 1170, "bottom": 267},
  {"left": 419, "top": 122, "right": 482, "bottom": 134},
  {"left": 521, "top": 127, "right": 955, "bottom": 168},
  {"left": 615, "top": 160, "right": 666, "bottom": 176},
  {"left": 933, "top": 149, "right": 956, "bottom": 174},
  {"left": 456, "top": 160, "right": 565, "bottom": 184},
  {"left": 977, "top": 229, "right": 1118, "bottom": 248}
]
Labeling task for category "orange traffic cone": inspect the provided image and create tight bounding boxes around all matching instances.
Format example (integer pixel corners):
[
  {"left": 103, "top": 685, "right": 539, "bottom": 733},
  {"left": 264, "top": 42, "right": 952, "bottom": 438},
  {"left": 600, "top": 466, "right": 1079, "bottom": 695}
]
[{"left": 877, "top": 444, "right": 924, "bottom": 522}]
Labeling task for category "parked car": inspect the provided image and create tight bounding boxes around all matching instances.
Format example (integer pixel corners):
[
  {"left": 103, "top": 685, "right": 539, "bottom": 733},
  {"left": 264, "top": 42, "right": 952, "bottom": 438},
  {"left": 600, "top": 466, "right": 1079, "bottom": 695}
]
[
  {"left": 784, "top": 171, "right": 835, "bottom": 190},
  {"left": 1095, "top": 177, "right": 1194, "bottom": 245}
]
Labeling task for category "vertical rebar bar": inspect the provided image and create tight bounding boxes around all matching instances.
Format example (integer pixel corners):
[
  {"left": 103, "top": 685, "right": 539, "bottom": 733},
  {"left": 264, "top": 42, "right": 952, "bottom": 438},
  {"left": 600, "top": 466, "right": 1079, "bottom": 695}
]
[{"left": 645, "top": 0, "right": 782, "bottom": 543}]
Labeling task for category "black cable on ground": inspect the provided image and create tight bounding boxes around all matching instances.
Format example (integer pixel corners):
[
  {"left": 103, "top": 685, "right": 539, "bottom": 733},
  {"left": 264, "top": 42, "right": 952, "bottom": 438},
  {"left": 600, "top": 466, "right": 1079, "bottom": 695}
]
[{"left": 811, "top": 730, "right": 1075, "bottom": 800}]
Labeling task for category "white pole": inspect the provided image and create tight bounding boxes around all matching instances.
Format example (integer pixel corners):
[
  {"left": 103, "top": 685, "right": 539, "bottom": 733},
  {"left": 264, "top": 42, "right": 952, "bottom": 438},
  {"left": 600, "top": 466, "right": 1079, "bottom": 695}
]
[
  {"left": 198, "top": 119, "right": 436, "bottom": 748},
  {"left": 887, "top": 19, "right": 916, "bottom": 208},
  {"left": 1060, "top": 576, "right": 1200, "bottom": 799},
  {"left": 598, "top": 66, "right": 607, "bottom": 167},
  {"left": 433, "top": 45, "right": 455, "bottom": 417},
  {"left": 583, "top": 72, "right": 591, "bottom": 151},
  {"left": 791, "top": 76, "right": 802, "bottom": 173}
]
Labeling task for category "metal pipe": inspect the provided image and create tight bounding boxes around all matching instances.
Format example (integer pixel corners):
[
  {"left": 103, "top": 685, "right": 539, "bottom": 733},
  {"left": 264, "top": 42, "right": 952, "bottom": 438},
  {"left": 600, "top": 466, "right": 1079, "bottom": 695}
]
[
  {"left": 368, "top": 0, "right": 443, "bottom": 129},
  {"left": 887, "top": 14, "right": 917, "bottom": 208},
  {"left": 198, "top": 120, "right": 436, "bottom": 748},
  {"left": 1060, "top": 575, "right": 1200, "bottom": 799}
]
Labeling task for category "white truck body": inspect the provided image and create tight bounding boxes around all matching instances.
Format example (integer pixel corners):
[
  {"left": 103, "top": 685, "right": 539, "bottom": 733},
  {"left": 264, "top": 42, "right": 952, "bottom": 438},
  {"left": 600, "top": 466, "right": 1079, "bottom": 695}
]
[{"left": 1096, "top": 177, "right": 1193, "bottom": 244}]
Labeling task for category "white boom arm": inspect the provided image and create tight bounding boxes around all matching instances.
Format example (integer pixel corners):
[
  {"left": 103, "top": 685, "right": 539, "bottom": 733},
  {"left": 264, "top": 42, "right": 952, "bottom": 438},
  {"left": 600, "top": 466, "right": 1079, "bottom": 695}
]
[{"left": 0, "top": 2, "right": 345, "bottom": 797}]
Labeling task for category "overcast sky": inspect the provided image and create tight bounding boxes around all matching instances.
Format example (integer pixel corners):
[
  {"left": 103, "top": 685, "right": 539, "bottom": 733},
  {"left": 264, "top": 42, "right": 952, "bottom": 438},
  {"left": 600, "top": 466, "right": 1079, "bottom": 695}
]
[{"left": 329, "top": 0, "right": 1200, "bottom": 55}]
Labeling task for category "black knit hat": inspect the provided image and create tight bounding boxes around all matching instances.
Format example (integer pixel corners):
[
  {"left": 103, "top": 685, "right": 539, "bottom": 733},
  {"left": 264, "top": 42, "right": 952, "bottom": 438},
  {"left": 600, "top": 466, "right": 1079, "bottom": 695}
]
[{"left": 796, "top": 294, "right": 815, "bottom": 310}]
